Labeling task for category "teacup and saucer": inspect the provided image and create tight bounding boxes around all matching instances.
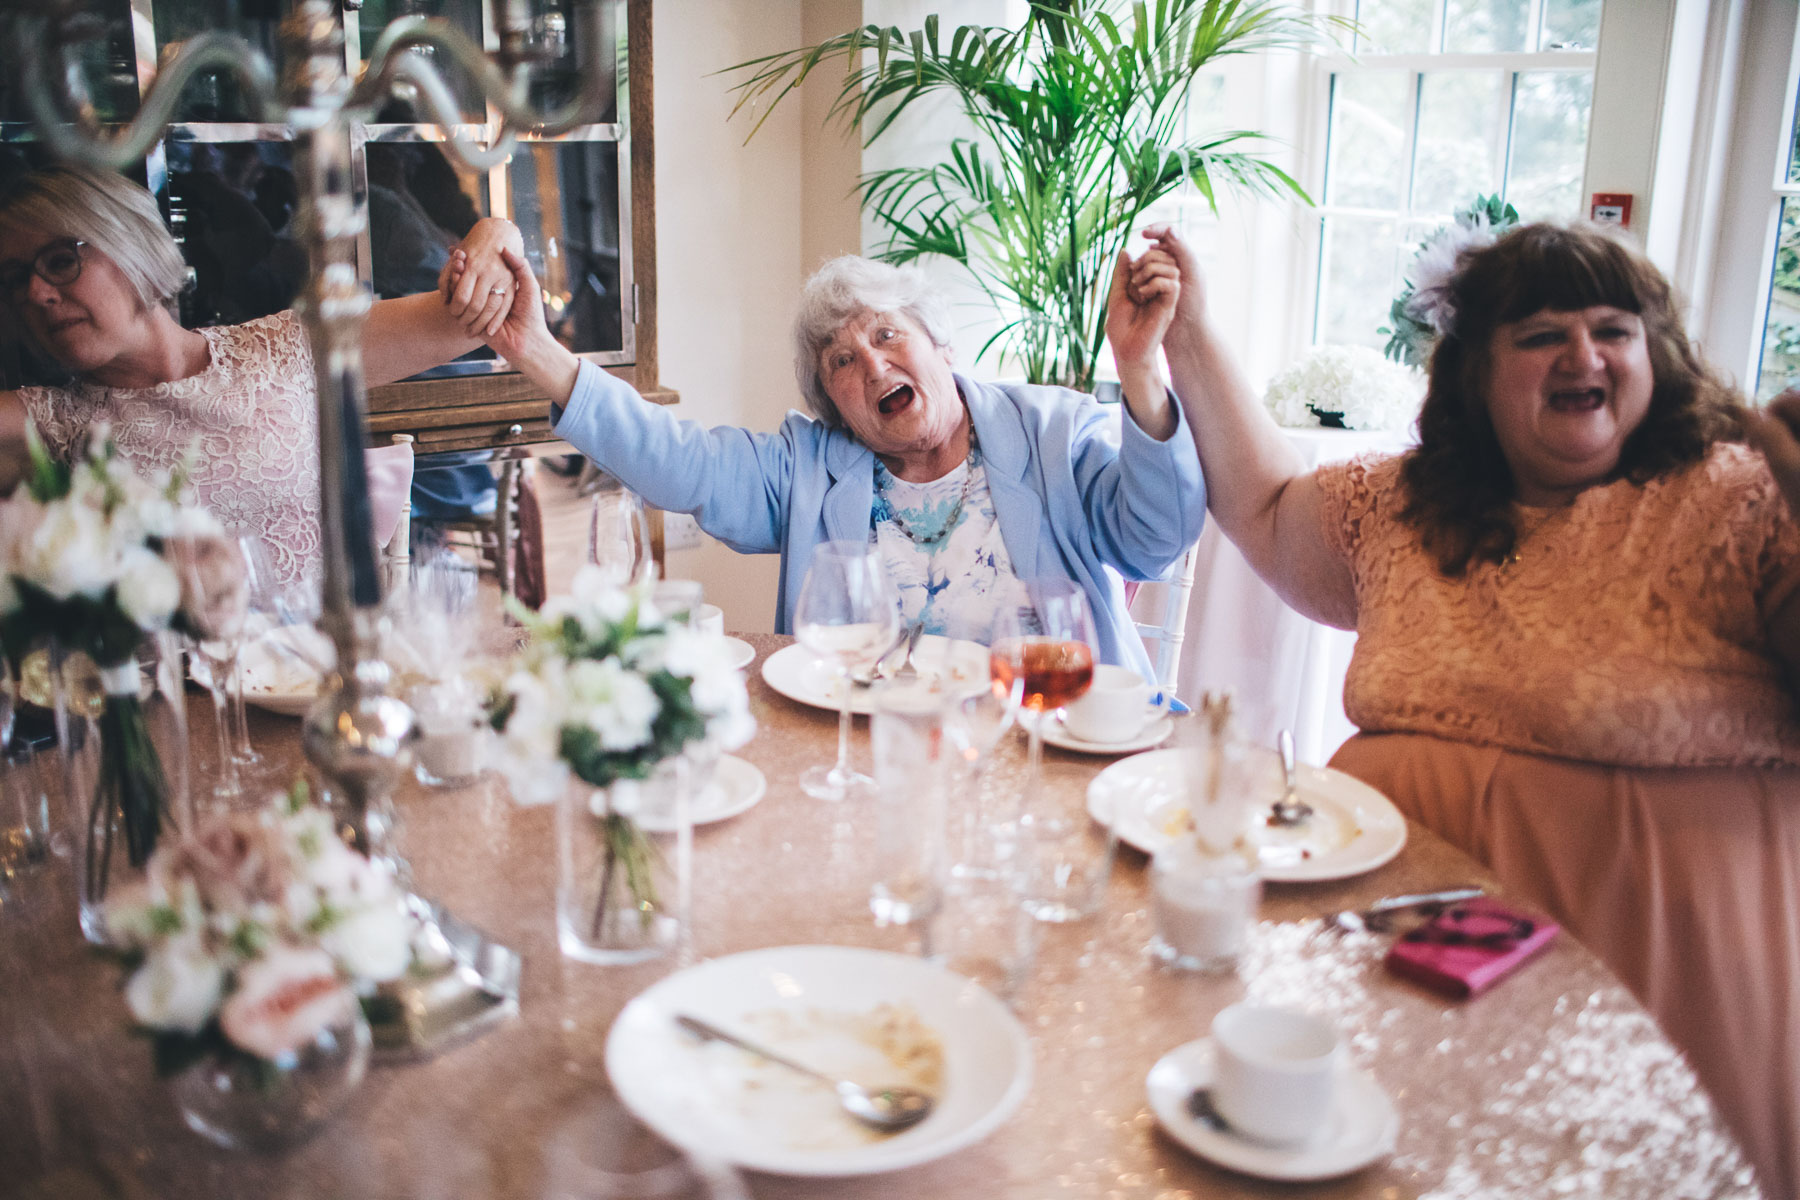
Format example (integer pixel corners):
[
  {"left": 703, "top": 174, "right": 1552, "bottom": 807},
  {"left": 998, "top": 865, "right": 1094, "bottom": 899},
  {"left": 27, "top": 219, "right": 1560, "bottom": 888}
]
[
  {"left": 1042, "top": 665, "right": 1173, "bottom": 754},
  {"left": 1145, "top": 1003, "right": 1397, "bottom": 1181}
]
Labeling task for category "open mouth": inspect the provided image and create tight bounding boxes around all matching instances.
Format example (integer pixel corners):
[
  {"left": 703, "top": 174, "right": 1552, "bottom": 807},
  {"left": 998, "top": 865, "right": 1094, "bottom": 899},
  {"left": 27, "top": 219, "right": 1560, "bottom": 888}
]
[
  {"left": 877, "top": 383, "right": 914, "bottom": 415},
  {"left": 1547, "top": 388, "right": 1604, "bottom": 414}
]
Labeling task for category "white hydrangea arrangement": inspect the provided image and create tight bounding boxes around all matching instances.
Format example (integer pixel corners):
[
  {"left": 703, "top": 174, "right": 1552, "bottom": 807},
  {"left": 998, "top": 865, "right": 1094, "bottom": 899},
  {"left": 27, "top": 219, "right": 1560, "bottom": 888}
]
[
  {"left": 489, "top": 566, "right": 754, "bottom": 939},
  {"left": 1262, "top": 345, "right": 1426, "bottom": 433},
  {"left": 490, "top": 565, "right": 755, "bottom": 807},
  {"left": 104, "top": 783, "right": 412, "bottom": 1067}
]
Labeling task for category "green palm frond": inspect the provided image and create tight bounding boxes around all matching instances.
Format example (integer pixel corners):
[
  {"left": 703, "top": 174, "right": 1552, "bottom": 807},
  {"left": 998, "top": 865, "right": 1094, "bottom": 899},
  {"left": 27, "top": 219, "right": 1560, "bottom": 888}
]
[{"left": 721, "top": 0, "right": 1347, "bottom": 389}]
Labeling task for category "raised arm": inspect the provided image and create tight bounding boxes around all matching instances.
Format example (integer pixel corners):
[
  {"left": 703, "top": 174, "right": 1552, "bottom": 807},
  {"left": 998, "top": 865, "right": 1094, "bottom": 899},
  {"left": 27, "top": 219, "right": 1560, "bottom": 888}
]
[
  {"left": 1148, "top": 225, "right": 1357, "bottom": 629},
  {"left": 1105, "top": 243, "right": 1180, "bottom": 442},
  {"left": 361, "top": 217, "right": 525, "bottom": 386}
]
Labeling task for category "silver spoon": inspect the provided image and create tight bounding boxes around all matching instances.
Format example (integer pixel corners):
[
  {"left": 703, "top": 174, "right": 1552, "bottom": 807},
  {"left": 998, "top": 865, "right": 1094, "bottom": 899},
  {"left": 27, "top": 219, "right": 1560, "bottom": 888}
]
[
  {"left": 1267, "top": 729, "right": 1314, "bottom": 827},
  {"left": 675, "top": 1013, "right": 935, "bottom": 1133}
]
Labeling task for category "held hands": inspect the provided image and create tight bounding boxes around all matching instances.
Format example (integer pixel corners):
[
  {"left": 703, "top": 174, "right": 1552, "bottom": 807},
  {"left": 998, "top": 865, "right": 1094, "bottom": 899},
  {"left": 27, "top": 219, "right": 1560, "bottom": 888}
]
[
  {"left": 437, "top": 217, "right": 527, "bottom": 338},
  {"left": 443, "top": 245, "right": 549, "bottom": 361},
  {"left": 1104, "top": 242, "right": 1180, "bottom": 373},
  {"left": 1748, "top": 389, "right": 1800, "bottom": 515},
  {"left": 1137, "top": 224, "right": 1208, "bottom": 350}
]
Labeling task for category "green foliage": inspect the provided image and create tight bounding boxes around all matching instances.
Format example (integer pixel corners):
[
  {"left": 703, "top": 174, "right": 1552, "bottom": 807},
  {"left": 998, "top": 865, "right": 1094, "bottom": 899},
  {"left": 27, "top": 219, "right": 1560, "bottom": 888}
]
[
  {"left": 724, "top": 0, "right": 1344, "bottom": 391},
  {"left": 1378, "top": 193, "right": 1519, "bottom": 369}
]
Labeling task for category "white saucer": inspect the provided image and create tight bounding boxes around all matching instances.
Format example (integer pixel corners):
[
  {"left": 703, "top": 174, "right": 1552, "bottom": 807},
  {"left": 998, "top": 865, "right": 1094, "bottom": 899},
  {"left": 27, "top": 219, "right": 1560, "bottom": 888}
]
[
  {"left": 1145, "top": 1038, "right": 1396, "bottom": 1182},
  {"left": 634, "top": 755, "right": 766, "bottom": 833},
  {"left": 1037, "top": 711, "right": 1173, "bottom": 755},
  {"left": 722, "top": 636, "right": 756, "bottom": 671}
]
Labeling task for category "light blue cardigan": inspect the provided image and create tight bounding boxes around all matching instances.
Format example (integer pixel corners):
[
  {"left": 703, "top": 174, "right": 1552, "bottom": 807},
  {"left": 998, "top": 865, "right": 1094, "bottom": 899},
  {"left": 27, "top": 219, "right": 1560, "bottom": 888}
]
[{"left": 552, "top": 363, "right": 1207, "bottom": 679}]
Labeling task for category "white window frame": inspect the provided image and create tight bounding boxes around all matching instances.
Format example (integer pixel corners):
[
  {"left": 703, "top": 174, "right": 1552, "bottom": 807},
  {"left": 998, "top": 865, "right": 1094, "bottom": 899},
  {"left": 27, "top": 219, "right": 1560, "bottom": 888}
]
[{"left": 1296, "top": 2, "right": 1598, "bottom": 352}]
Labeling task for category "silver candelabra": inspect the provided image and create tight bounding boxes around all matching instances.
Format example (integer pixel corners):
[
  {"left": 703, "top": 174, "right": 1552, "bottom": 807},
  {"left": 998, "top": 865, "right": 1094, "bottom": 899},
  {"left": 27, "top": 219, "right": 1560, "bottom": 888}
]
[
  {"left": 7, "top": 0, "right": 612, "bottom": 1051},
  {"left": 6, "top": 0, "right": 607, "bottom": 850}
]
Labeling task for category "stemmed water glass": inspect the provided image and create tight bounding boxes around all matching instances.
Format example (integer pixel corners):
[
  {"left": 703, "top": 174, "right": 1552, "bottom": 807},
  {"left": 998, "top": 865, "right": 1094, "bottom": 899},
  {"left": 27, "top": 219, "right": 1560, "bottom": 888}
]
[
  {"left": 227, "top": 534, "right": 311, "bottom": 782},
  {"left": 178, "top": 536, "right": 254, "bottom": 803},
  {"left": 590, "top": 488, "right": 653, "bottom": 588},
  {"left": 990, "top": 579, "right": 1105, "bottom": 921},
  {"left": 794, "top": 541, "right": 900, "bottom": 801}
]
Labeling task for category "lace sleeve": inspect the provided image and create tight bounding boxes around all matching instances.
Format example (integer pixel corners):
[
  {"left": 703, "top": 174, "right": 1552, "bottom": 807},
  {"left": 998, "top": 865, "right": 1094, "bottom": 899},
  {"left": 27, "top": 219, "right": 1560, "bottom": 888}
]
[
  {"left": 16, "top": 384, "right": 89, "bottom": 461},
  {"left": 1313, "top": 452, "right": 1404, "bottom": 565}
]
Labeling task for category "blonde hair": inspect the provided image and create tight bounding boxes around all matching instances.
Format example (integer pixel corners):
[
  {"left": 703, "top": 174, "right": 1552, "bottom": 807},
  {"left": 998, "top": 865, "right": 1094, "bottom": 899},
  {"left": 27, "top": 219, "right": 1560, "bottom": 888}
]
[{"left": 0, "top": 165, "right": 188, "bottom": 316}]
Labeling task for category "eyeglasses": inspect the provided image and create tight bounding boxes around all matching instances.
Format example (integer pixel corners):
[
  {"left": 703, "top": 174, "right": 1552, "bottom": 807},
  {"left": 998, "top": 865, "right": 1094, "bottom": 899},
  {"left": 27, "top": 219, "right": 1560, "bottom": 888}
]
[{"left": 0, "top": 238, "right": 87, "bottom": 300}]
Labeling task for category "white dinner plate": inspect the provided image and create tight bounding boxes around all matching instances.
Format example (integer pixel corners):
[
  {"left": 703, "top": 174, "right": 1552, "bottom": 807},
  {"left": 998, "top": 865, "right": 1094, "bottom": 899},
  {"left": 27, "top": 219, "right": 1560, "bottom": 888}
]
[
  {"left": 760, "top": 639, "right": 991, "bottom": 716},
  {"left": 1086, "top": 748, "right": 1407, "bottom": 883},
  {"left": 1030, "top": 710, "right": 1174, "bottom": 755},
  {"left": 1146, "top": 1038, "right": 1396, "bottom": 1182},
  {"left": 229, "top": 627, "right": 333, "bottom": 717},
  {"left": 634, "top": 755, "right": 766, "bottom": 833},
  {"left": 723, "top": 636, "right": 757, "bottom": 671},
  {"left": 605, "top": 944, "right": 1033, "bottom": 1177}
]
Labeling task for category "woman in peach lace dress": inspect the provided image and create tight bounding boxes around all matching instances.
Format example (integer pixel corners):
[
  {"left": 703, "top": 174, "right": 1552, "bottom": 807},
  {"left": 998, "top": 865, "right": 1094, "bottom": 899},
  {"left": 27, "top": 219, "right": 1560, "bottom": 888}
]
[
  {"left": 0, "top": 166, "right": 523, "bottom": 585},
  {"left": 1160, "top": 221, "right": 1800, "bottom": 1197}
]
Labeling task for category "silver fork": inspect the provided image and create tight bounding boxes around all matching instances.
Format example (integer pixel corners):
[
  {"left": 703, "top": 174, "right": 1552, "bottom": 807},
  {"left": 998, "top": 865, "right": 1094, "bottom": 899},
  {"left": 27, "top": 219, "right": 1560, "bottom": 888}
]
[{"left": 891, "top": 623, "right": 926, "bottom": 682}]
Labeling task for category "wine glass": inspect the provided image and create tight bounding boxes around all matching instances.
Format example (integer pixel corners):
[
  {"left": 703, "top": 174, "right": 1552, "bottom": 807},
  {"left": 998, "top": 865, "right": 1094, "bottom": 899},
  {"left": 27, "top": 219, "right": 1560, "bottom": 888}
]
[
  {"left": 990, "top": 579, "right": 1106, "bottom": 921},
  {"left": 930, "top": 607, "right": 1024, "bottom": 876},
  {"left": 589, "top": 488, "right": 653, "bottom": 588},
  {"left": 227, "top": 533, "right": 311, "bottom": 782},
  {"left": 176, "top": 536, "right": 253, "bottom": 803},
  {"left": 794, "top": 541, "right": 900, "bottom": 801}
]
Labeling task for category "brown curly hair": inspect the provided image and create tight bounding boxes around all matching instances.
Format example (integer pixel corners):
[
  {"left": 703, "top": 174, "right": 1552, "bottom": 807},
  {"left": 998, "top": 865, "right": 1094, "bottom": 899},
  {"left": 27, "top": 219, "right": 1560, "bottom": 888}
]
[{"left": 1398, "top": 222, "right": 1745, "bottom": 575}]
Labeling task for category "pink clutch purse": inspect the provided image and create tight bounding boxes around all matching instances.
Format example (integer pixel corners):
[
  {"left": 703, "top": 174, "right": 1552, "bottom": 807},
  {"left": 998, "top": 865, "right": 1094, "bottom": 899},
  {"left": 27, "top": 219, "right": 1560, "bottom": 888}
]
[{"left": 1384, "top": 897, "right": 1559, "bottom": 999}]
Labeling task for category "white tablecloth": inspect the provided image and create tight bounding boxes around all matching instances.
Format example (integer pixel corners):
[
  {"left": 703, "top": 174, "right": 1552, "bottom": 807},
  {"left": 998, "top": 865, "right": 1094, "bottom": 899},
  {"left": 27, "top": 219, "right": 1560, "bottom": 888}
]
[{"left": 1143, "top": 427, "right": 1413, "bottom": 765}]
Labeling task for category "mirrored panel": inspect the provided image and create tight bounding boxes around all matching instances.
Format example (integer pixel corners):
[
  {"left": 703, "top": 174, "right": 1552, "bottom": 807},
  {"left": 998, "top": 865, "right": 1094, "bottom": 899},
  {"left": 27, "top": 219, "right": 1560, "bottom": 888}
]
[
  {"left": 508, "top": 139, "right": 623, "bottom": 356},
  {"left": 0, "top": 0, "right": 140, "bottom": 124},
  {"left": 162, "top": 139, "right": 304, "bottom": 326},
  {"left": 152, "top": 0, "right": 285, "bottom": 123}
]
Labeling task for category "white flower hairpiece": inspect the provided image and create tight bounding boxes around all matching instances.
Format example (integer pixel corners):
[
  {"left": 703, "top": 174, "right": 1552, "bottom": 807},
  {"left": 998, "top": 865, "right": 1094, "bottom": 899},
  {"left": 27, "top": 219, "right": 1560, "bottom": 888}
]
[
  {"left": 1402, "top": 215, "right": 1504, "bottom": 337},
  {"left": 1380, "top": 196, "right": 1521, "bottom": 370}
]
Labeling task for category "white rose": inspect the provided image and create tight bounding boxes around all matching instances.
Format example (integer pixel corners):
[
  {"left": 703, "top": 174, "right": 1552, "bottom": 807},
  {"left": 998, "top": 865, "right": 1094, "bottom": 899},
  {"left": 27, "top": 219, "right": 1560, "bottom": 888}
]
[
  {"left": 219, "top": 946, "right": 358, "bottom": 1061},
  {"left": 320, "top": 901, "right": 412, "bottom": 983},
  {"left": 566, "top": 657, "right": 658, "bottom": 751},
  {"left": 19, "top": 495, "right": 116, "bottom": 599},
  {"left": 116, "top": 547, "right": 180, "bottom": 630},
  {"left": 104, "top": 879, "right": 166, "bottom": 949},
  {"left": 125, "top": 931, "right": 226, "bottom": 1034}
]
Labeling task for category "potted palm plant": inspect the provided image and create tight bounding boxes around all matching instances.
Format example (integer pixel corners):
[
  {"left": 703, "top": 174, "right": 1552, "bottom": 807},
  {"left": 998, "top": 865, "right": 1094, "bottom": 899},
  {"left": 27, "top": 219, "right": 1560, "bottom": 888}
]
[{"left": 725, "top": 0, "right": 1341, "bottom": 392}]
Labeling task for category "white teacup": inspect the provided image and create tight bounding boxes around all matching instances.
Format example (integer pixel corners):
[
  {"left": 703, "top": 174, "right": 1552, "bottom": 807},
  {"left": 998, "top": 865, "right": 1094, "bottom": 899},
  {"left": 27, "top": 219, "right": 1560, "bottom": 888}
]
[
  {"left": 693, "top": 603, "right": 725, "bottom": 636},
  {"left": 1210, "top": 1003, "right": 1340, "bottom": 1145},
  {"left": 1061, "top": 663, "right": 1162, "bottom": 743}
]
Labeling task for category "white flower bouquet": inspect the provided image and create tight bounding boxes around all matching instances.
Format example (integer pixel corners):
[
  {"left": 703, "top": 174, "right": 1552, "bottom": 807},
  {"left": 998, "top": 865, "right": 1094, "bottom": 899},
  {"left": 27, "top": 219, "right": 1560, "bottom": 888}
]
[
  {"left": 0, "top": 426, "right": 238, "bottom": 885},
  {"left": 104, "top": 783, "right": 411, "bottom": 1069},
  {"left": 490, "top": 567, "right": 753, "bottom": 940},
  {"left": 1263, "top": 345, "right": 1426, "bottom": 433}
]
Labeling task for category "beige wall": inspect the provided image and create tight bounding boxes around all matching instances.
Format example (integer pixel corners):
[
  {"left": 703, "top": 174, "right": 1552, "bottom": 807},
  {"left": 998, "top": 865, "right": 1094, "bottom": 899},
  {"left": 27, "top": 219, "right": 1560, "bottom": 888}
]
[{"left": 651, "top": 0, "right": 837, "bottom": 633}]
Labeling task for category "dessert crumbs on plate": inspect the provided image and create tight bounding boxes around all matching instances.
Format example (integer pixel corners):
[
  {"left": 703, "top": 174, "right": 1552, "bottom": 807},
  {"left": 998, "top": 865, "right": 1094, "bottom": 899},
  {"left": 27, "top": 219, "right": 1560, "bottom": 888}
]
[{"left": 695, "top": 1003, "right": 944, "bottom": 1150}]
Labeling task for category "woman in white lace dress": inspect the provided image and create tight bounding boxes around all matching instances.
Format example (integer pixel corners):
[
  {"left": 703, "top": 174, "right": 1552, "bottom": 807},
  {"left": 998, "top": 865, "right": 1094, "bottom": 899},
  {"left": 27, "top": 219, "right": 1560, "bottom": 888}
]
[{"left": 0, "top": 166, "right": 521, "bottom": 585}]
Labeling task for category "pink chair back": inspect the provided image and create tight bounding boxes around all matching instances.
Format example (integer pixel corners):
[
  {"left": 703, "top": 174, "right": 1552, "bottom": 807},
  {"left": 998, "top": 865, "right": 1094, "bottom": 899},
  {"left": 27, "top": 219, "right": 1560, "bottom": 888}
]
[{"left": 365, "top": 442, "right": 415, "bottom": 548}]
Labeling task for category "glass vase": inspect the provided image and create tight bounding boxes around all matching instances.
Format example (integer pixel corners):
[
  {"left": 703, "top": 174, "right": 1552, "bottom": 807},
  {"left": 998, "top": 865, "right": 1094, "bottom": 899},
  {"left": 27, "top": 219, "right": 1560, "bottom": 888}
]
[
  {"left": 170, "top": 1008, "right": 372, "bottom": 1152},
  {"left": 557, "top": 757, "right": 691, "bottom": 965},
  {"left": 46, "top": 632, "right": 191, "bottom": 944}
]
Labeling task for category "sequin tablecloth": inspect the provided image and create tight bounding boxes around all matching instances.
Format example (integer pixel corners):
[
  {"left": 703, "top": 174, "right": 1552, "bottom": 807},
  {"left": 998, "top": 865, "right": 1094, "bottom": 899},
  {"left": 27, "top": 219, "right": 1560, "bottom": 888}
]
[{"left": 0, "top": 634, "right": 1761, "bottom": 1199}]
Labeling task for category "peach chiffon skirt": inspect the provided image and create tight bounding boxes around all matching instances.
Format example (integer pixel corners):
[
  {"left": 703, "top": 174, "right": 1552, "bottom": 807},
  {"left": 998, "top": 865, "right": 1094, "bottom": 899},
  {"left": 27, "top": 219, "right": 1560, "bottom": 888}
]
[{"left": 1331, "top": 732, "right": 1800, "bottom": 1199}]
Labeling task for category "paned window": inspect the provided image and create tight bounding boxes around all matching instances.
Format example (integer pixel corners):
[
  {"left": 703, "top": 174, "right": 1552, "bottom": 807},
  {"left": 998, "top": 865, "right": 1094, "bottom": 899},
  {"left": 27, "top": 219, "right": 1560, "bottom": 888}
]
[
  {"left": 1754, "top": 84, "right": 1800, "bottom": 399},
  {"left": 1311, "top": 0, "right": 1599, "bottom": 349}
]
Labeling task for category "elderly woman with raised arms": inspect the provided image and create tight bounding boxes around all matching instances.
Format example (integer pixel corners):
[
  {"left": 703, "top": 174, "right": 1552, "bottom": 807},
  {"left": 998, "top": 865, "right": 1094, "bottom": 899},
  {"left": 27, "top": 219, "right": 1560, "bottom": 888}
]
[
  {"left": 1157, "top": 219, "right": 1800, "bottom": 1197},
  {"left": 465, "top": 240, "right": 1206, "bottom": 681},
  {"left": 0, "top": 165, "right": 526, "bottom": 584}
]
